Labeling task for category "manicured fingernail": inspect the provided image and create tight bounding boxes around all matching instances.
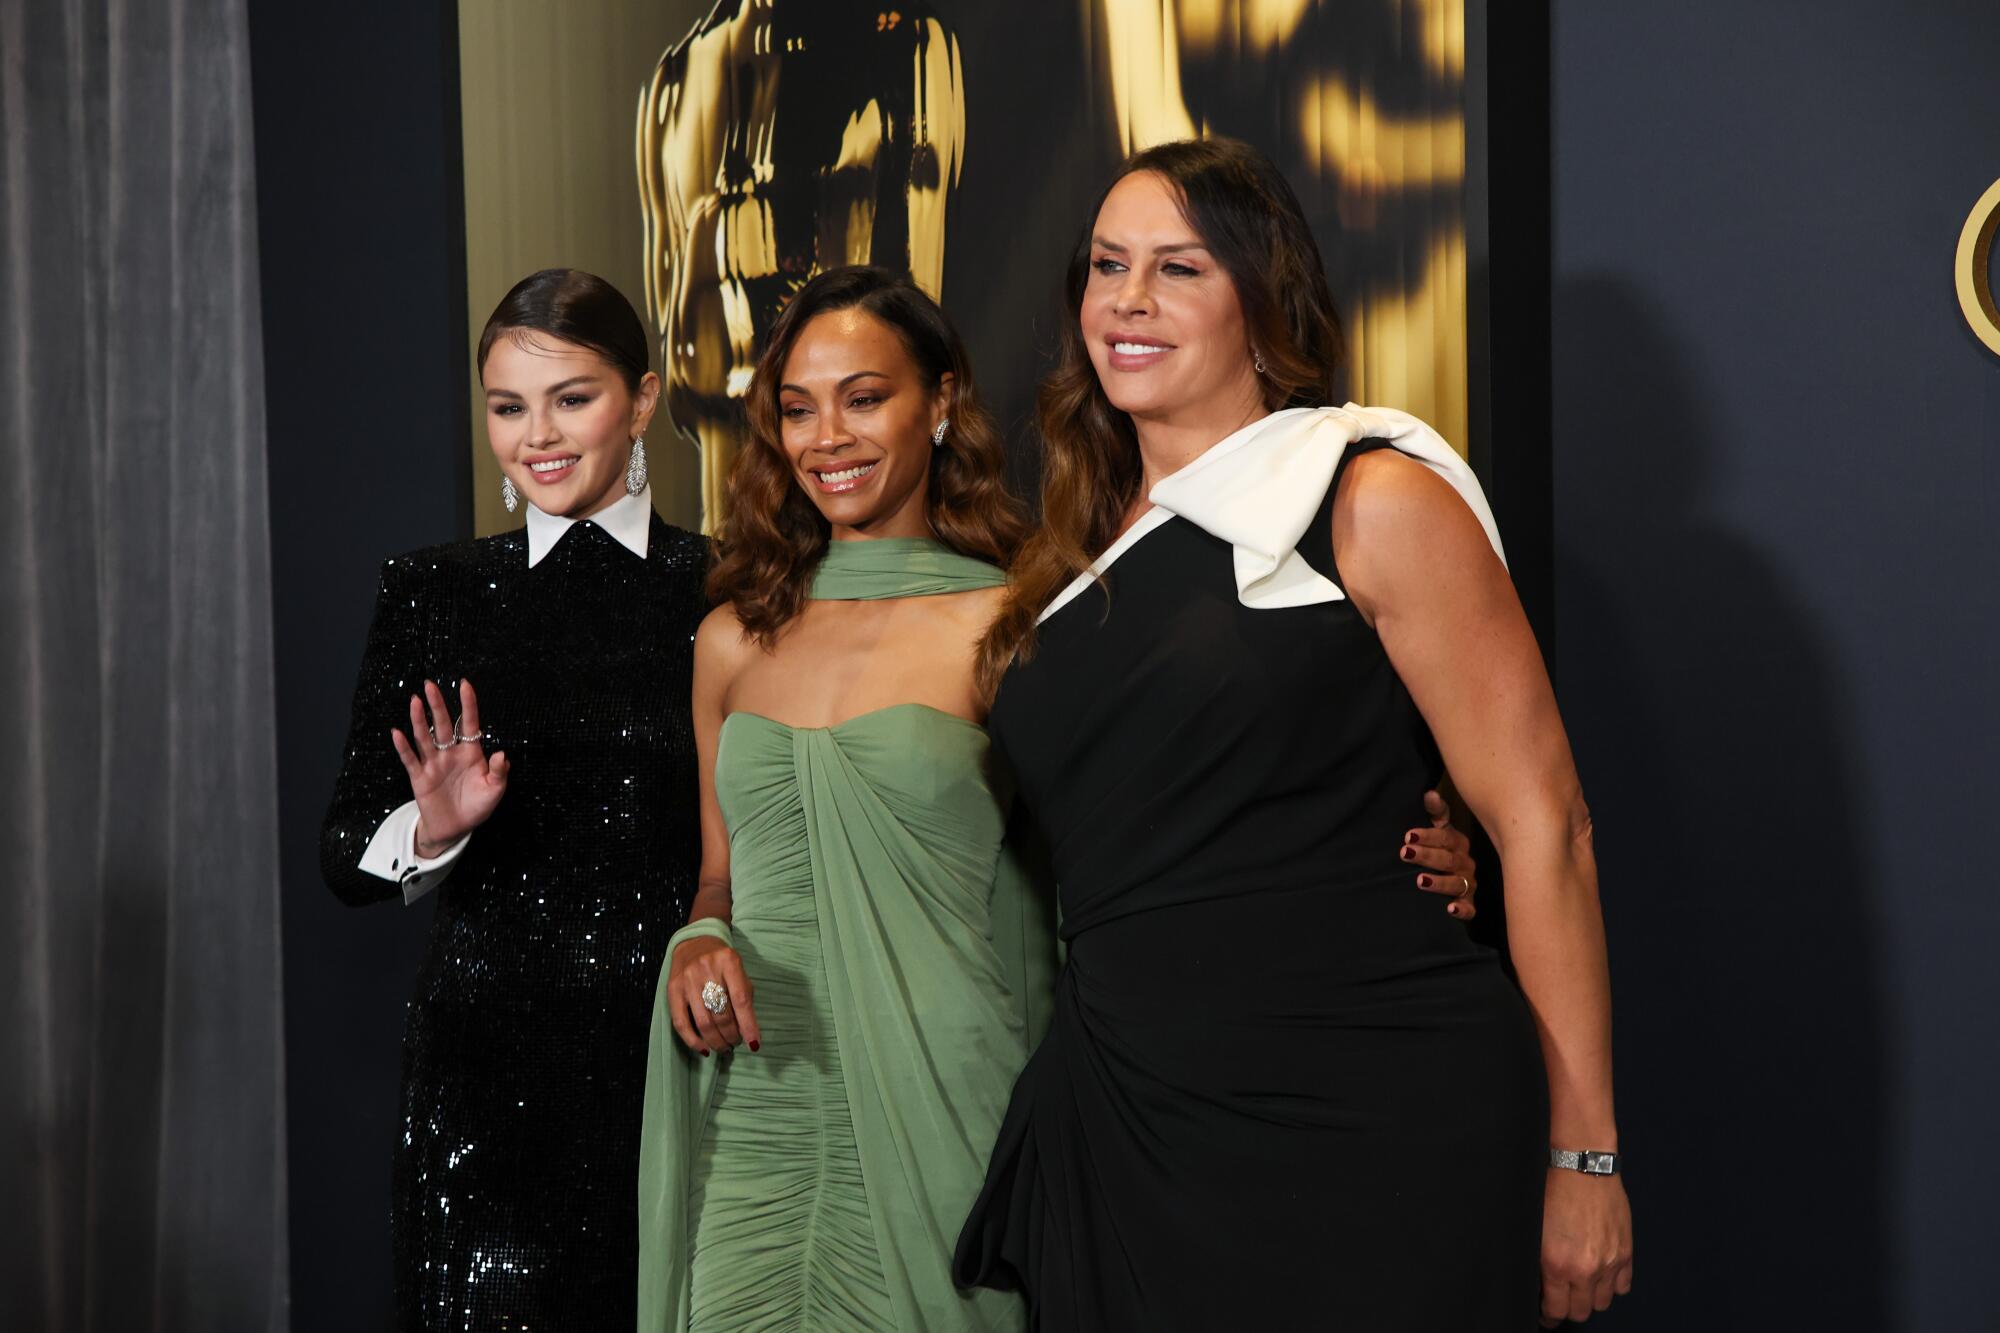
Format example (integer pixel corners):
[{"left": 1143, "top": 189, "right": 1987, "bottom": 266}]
[
  {"left": 1401, "top": 847, "right": 1416, "bottom": 860},
  {"left": 1406, "top": 831, "right": 1420, "bottom": 844},
  {"left": 748, "top": 1041, "right": 760, "bottom": 1053},
  {"left": 700, "top": 1049, "right": 710, "bottom": 1058},
  {"left": 1447, "top": 903, "right": 1460, "bottom": 916},
  {"left": 1418, "top": 875, "right": 1433, "bottom": 888}
]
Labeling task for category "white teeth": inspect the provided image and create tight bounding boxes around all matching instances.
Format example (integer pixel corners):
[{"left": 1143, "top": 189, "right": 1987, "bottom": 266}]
[
  {"left": 1114, "top": 342, "right": 1168, "bottom": 356},
  {"left": 819, "top": 462, "right": 877, "bottom": 483},
  {"left": 529, "top": 457, "right": 576, "bottom": 473}
]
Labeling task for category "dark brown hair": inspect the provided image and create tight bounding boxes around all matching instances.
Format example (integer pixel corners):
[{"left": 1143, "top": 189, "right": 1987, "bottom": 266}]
[
  {"left": 477, "top": 267, "right": 652, "bottom": 390},
  {"left": 977, "top": 138, "right": 1345, "bottom": 693},
  {"left": 708, "top": 265, "right": 1027, "bottom": 646}
]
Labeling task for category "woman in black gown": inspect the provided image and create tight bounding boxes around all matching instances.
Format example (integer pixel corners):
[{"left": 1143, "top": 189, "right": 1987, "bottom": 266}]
[
  {"left": 956, "top": 141, "right": 1633, "bottom": 1329},
  {"left": 320, "top": 269, "right": 708, "bottom": 1328}
]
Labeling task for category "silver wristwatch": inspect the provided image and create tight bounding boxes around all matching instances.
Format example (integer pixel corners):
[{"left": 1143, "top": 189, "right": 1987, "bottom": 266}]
[{"left": 1549, "top": 1148, "right": 1620, "bottom": 1176}]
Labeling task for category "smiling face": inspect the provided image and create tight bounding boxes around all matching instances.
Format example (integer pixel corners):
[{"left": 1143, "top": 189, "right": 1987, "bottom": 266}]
[
  {"left": 774, "top": 308, "right": 950, "bottom": 541},
  {"left": 482, "top": 332, "right": 660, "bottom": 520},
  {"left": 1080, "top": 170, "right": 1263, "bottom": 433}
]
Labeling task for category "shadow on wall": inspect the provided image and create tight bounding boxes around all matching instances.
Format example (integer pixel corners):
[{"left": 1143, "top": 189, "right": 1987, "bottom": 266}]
[{"left": 1550, "top": 277, "right": 1890, "bottom": 1330}]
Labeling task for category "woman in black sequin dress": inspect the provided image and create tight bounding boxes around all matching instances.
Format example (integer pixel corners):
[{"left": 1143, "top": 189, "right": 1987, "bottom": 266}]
[{"left": 320, "top": 270, "right": 708, "bottom": 1329}]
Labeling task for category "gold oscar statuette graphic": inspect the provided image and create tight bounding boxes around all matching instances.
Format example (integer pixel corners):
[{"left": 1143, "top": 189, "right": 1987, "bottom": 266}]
[
  {"left": 1956, "top": 177, "right": 2000, "bottom": 359},
  {"left": 636, "top": 1, "right": 966, "bottom": 532}
]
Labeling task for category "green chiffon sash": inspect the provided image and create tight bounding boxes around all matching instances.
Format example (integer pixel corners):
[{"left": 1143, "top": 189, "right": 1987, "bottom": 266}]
[
  {"left": 808, "top": 535, "right": 1008, "bottom": 600},
  {"left": 637, "top": 539, "right": 1058, "bottom": 1332}
]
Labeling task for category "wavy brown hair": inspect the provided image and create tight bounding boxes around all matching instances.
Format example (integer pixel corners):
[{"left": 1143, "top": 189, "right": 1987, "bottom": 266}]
[
  {"left": 976, "top": 138, "right": 1346, "bottom": 695},
  {"left": 709, "top": 265, "right": 1028, "bottom": 646}
]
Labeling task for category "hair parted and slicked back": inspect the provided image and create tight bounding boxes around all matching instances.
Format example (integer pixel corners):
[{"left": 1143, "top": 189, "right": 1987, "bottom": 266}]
[{"left": 476, "top": 267, "right": 653, "bottom": 391}]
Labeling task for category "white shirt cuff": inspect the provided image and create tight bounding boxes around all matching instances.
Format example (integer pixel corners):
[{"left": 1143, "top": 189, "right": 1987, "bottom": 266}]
[{"left": 358, "top": 800, "right": 471, "bottom": 905}]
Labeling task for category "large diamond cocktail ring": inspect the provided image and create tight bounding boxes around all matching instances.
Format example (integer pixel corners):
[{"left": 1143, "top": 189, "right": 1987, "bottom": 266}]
[{"left": 701, "top": 980, "right": 730, "bottom": 1015}]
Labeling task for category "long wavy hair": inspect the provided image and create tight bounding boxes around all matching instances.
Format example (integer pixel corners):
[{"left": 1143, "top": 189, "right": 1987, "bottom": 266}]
[
  {"left": 976, "top": 138, "right": 1345, "bottom": 695},
  {"left": 708, "top": 265, "right": 1028, "bottom": 646}
]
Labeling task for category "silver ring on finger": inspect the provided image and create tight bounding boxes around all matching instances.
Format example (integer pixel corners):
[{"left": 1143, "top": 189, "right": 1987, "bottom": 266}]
[
  {"left": 427, "top": 726, "right": 459, "bottom": 749},
  {"left": 454, "top": 728, "right": 484, "bottom": 744},
  {"left": 1459, "top": 875, "right": 1474, "bottom": 898},
  {"left": 701, "top": 979, "right": 730, "bottom": 1015}
]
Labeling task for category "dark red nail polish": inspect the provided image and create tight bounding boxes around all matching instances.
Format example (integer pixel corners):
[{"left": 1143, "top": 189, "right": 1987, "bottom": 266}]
[
  {"left": 1418, "top": 875, "right": 1432, "bottom": 888},
  {"left": 700, "top": 1049, "right": 710, "bottom": 1058},
  {"left": 749, "top": 1041, "right": 760, "bottom": 1053},
  {"left": 1401, "top": 847, "right": 1415, "bottom": 860},
  {"left": 1406, "top": 831, "right": 1420, "bottom": 844}
]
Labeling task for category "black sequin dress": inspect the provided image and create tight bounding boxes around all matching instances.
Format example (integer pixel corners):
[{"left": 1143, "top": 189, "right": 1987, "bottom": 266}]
[{"left": 321, "top": 514, "right": 708, "bottom": 1330}]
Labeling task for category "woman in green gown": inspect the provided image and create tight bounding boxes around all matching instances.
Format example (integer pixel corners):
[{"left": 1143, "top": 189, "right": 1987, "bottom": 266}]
[
  {"left": 637, "top": 267, "right": 1052, "bottom": 1332},
  {"left": 636, "top": 265, "right": 1484, "bottom": 1331}
]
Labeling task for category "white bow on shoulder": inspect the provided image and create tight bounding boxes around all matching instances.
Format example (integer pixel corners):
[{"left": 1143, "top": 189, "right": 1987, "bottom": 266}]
[
  {"left": 1039, "top": 404, "right": 1505, "bottom": 623},
  {"left": 1150, "top": 403, "right": 1506, "bottom": 610}
]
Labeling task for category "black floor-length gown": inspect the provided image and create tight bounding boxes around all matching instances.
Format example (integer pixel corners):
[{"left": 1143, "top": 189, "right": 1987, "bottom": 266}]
[
  {"left": 321, "top": 515, "right": 707, "bottom": 1329},
  {"left": 955, "top": 442, "right": 1549, "bottom": 1330}
]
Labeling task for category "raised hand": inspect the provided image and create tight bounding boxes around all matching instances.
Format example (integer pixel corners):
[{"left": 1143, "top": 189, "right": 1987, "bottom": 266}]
[
  {"left": 665, "top": 934, "right": 762, "bottom": 1058},
  {"left": 1403, "top": 787, "right": 1481, "bottom": 920},
  {"left": 389, "top": 678, "right": 510, "bottom": 853}
]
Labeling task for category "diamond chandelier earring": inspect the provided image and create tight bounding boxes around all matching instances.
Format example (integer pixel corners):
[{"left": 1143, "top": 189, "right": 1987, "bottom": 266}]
[
  {"left": 500, "top": 475, "right": 520, "bottom": 513},
  {"left": 931, "top": 418, "right": 950, "bottom": 448},
  {"left": 626, "top": 436, "right": 648, "bottom": 495}
]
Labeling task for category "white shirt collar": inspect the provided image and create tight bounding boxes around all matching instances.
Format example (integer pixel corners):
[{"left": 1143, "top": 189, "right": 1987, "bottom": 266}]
[
  {"left": 524, "top": 485, "right": 654, "bottom": 568},
  {"left": 1038, "top": 404, "right": 1504, "bottom": 623}
]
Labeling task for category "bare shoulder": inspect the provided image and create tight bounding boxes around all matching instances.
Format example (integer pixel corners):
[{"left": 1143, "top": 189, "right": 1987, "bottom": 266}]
[
  {"left": 694, "top": 602, "right": 759, "bottom": 677},
  {"left": 1332, "top": 449, "right": 1504, "bottom": 615},
  {"left": 696, "top": 600, "right": 747, "bottom": 642},
  {"left": 1334, "top": 448, "right": 1468, "bottom": 534}
]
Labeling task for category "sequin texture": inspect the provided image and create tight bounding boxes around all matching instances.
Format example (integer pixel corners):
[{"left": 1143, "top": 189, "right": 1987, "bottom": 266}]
[{"left": 320, "top": 516, "right": 708, "bottom": 1329}]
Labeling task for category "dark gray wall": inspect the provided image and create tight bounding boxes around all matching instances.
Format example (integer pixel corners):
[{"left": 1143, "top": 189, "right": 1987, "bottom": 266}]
[
  {"left": 249, "top": 3, "right": 469, "bottom": 1327},
  {"left": 1551, "top": 3, "right": 1999, "bottom": 1328}
]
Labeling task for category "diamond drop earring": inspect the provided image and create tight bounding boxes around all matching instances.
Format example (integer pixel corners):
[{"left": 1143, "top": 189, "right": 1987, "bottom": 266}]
[
  {"left": 500, "top": 475, "right": 520, "bottom": 513},
  {"left": 931, "top": 418, "right": 950, "bottom": 448},
  {"left": 1253, "top": 351, "right": 1267, "bottom": 375},
  {"left": 626, "top": 437, "right": 648, "bottom": 495}
]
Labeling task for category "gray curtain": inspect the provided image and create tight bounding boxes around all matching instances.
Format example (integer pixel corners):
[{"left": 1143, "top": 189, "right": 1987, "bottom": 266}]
[{"left": 0, "top": 0, "right": 289, "bottom": 1328}]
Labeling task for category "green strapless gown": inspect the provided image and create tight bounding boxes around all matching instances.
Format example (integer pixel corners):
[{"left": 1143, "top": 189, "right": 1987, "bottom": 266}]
[{"left": 637, "top": 539, "right": 1056, "bottom": 1332}]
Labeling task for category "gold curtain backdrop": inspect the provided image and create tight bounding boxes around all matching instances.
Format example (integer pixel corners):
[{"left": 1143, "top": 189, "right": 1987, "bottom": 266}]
[{"left": 462, "top": 0, "right": 1468, "bottom": 535}]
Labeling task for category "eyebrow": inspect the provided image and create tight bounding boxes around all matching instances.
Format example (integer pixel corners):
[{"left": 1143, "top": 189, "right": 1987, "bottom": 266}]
[
  {"left": 779, "top": 371, "right": 890, "bottom": 394},
  {"left": 1091, "top": 237, "right": 1209, "bottom": 256},
  {"left": 485, "top": 374, "right": 602, "bottom": 399}
]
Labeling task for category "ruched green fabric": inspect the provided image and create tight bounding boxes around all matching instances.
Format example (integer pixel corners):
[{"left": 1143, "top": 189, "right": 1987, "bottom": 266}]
[
  {"left": 806, "top": 535, "right": 1007, "bottom": 601},
  {"left": 637, "top": 541, "right": 1056, "bottom": 1332}
]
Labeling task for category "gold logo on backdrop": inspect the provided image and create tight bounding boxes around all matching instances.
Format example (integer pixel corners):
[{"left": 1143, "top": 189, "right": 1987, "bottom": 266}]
[
  {"left": 637, "top": 2, "right": 965, "bottom": 531},
  {"left": 636, "top": 0, "right": 1468, "bottom": 531},
  {"left": 1957, "top": 177, "right": 2000, "bottom": 358}
]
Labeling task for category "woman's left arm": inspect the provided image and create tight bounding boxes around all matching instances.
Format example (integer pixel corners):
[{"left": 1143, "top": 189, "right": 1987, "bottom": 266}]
[{"left": 1335, "top": 450, "right": 1633, "bottom": 1327}]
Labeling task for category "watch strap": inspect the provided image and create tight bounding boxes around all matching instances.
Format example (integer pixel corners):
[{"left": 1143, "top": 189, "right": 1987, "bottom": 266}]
[{"left": 1549, "top": 1148, "right": 1620, "bottom": 1175}]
